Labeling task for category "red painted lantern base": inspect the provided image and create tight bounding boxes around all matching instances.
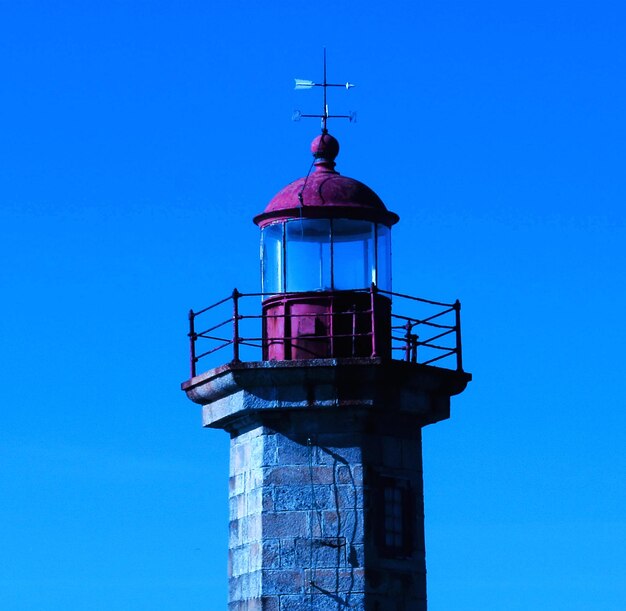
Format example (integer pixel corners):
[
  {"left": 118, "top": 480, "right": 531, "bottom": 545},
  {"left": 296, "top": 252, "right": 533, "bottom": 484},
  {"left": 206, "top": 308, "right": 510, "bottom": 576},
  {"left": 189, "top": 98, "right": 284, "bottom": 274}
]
[{"left": 262, "top": 292, "right": 391, "bottom": 360}]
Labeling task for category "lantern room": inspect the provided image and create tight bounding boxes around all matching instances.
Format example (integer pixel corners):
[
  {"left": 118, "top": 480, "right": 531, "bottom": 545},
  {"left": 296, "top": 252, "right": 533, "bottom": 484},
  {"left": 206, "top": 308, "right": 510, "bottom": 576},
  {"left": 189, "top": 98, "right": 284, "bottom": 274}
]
[{"left": 253, "top": 133, "right": 399, "bottom": 360}]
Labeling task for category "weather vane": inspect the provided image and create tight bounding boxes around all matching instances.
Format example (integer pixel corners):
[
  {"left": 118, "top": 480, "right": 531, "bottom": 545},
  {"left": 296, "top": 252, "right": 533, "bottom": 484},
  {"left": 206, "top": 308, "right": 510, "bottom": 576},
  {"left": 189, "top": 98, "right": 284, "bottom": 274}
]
[{"left": 292, "top": 48, "right": 356, "bottom": 133}]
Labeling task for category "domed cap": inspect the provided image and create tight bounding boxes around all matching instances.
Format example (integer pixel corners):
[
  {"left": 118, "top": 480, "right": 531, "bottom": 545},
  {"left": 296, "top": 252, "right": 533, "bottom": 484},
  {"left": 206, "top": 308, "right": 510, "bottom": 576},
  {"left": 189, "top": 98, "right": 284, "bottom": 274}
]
[{"left": 253, "top": 133, "right": 399, "bottom": 228}]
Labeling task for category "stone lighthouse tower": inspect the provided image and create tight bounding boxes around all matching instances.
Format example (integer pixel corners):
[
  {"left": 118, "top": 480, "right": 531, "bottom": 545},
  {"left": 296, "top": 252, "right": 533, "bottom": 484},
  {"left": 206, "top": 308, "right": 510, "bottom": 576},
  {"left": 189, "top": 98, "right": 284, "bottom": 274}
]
[{"left": 182, "top": 125, "right": 471, "bottom": 609}]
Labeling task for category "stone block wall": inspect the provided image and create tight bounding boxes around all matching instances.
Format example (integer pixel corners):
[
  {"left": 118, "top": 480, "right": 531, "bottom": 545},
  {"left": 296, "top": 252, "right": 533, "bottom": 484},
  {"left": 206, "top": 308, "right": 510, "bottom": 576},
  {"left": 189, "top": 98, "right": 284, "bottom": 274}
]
[{"left": 227, "top": 414, "right": 427, "bottom": 611}]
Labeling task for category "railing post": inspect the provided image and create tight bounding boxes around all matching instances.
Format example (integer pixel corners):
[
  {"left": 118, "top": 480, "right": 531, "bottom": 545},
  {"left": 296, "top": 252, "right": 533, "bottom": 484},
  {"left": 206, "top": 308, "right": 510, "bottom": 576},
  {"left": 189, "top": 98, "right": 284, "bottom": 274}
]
[
  {"left": 454, "top": 299, "right": 463, "bottom": 371},
  {"left": 188, "top": 309, "right": 197, "bottom": 378},
  {"left": 411, "top": 334, "right": 418, "bottom": 363},
  {"left": 351, "top": 306, "right": 357, "bottom": 357},
  {"left": 370, "top": 283, "right": 378, "bottom": 357},
  {"left": 232, "top": 288, "right": 241, "bottom": 363},
  {"left": 329, "top": 295, "right": 334, "bottom": 358},
  {"left": 404, "top": 322, "right": 412, "bottom": 362}
]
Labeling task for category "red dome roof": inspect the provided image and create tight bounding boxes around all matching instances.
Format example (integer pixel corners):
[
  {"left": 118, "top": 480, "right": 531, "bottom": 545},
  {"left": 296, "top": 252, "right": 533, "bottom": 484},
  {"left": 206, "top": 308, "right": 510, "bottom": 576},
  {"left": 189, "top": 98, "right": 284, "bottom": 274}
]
[{"left": 253, "top": 133, "right": 399, "bottom": 228}]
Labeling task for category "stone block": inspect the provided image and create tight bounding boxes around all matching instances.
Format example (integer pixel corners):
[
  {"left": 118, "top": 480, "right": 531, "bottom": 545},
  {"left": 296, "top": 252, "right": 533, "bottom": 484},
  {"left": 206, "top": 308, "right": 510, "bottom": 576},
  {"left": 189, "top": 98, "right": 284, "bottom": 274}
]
[
  {"left": 232, "top": 440, "right": 252, "bottom": 473},
  {"left": 279, "top": 538, "right": 296, "bottom": 568},
  {"left": 294, "top": 537, "right": 346, "bottom": 569},
  {"left": 230, "top": 571, "right": 262, "bottom": 600},
  {"left": 230, "top": 473, "right": 246, "bottom": 495},
  {"left": 247, "top": 486, "right": 263, "bottom": 514},
  {"left": 260, "top": 596, "right": 280, "bottom": 611},
  {"left": 276, "top": 437, "right": 311, "bottom": 466},
  {"left": 228, "top": 573, "right": 241, "bottom": 601},
  {"left": 274, "top": 485, "right": 333, "bottom": 512},
  {"left": 230, "top": 493, "right": 246, "bottom": 521},
  {"left": 308, "top": 513, "right": 323, "bottom": 538},
  {"left": 261, "top": 569, "right": 303, "bottom": 595},
  {"left": 229, "top": 601, "right": 262, "bottom": 611},
  {"left": 229, "top": 519, "right": 242, "bottom": 547},
  {"left": 347, "top": 543, "right": 364, "bottom": 568},
  {"left": 265, "top": 433, "right": 280, "bottom": 465},
  {"left": 265, "top": 465, "right": 334, "bottom": 486},
  {"left": 321, "top": 509, "right": 364, "bottom": 542},
  {"left": 263, "top": 511, "right": 308, "bottom": 538},
  {"left": 262, "top": 487, "right": 275, "bottom": 511},
  {"left": 316, "top": 443, "right": 362, "bottom": 466},
  {"left": 243, "top": 514, "right": 262, "bottom": 543},
  {"left": 261, "top": 539, "right": 281, "bottom": 569},
  {"left": 336, "top": 464, "right": 363, "bottom": 485},
  {"left": 277, "top": 595, "right": 308, "bottom": 611},
  {"left": 248, "top": 431, "right": 278, "bottom": 467},
  {"left": 249, "top": 435, "right": 263, "bottom": 467},
  {"left": 305, "top": 567, "right": 365, "bottom": 593},
  {"left": 335, "top": 484, "right": 363, "bottom": 510},
  {"left": 248, "top": 466, "right": 265, "bottom": 490},
  {"left": 230, "top": 545, "right": 250, "bottom": 577},
  {"left": 248, "top": 541, "right": 262, "bottom": 571},
  {"left": 280, "top": 593, "right": 363, "bottom": 611},
  {"left": 249, "top": 570, "right": 263, "bottom": 599}
]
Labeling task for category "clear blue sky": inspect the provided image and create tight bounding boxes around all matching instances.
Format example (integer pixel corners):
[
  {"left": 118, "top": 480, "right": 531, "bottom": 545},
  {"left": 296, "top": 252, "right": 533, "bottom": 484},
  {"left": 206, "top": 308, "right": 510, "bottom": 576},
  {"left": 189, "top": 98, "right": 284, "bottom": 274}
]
[{"left": 1, "top": 1, "right": 625, "bottom": 609}]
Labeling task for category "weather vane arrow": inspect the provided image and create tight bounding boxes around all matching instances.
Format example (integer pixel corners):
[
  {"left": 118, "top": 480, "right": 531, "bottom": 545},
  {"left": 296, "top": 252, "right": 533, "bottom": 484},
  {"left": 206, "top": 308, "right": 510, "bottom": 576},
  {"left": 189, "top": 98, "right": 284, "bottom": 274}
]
[{"left": 292, "top": 48, "right": 357, "bottom": 133}]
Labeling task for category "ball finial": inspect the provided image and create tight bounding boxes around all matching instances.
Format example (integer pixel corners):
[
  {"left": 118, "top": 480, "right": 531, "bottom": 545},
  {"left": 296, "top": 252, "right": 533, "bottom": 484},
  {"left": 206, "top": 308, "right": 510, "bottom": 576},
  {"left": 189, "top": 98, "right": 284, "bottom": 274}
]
[{"left": 311, "top": 133, "right": 340, "bottom": 171}]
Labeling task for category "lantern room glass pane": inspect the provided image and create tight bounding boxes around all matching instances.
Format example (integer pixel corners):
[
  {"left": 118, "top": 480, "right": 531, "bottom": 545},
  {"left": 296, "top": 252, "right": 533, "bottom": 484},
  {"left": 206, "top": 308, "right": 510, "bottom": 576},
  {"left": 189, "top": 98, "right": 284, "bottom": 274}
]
[
  {"left": 261, "top": 218, "right": 392, "bottom": 295},
  {"left": 376, "top": 224, "right": 392, "bottom": 292},
  {"left": 332, "top": 219, "right": 376, "bottom": 290},
  {"left": 285, "top": 219, "right": 332, "bottom": 292},
  {"left": 261, "top": 223, "right": 284, "bottom": 295}
]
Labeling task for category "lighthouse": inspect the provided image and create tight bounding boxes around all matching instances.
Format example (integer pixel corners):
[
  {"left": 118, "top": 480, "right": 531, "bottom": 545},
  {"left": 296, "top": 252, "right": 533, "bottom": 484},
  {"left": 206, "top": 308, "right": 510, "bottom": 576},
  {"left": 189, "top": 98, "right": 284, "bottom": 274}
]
[{"left": 182, "top": 82, "right": 471, "bottom": 610}]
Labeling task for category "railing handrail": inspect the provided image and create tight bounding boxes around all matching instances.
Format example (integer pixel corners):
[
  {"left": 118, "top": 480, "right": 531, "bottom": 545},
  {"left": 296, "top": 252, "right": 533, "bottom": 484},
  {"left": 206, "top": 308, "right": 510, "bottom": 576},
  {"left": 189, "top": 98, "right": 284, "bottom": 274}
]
[
  {"left": 193, "top": 287, "right": 456, "bottom": 308},
  {"left": 187, "top": 287, "right": 464, "bottom": 378}
]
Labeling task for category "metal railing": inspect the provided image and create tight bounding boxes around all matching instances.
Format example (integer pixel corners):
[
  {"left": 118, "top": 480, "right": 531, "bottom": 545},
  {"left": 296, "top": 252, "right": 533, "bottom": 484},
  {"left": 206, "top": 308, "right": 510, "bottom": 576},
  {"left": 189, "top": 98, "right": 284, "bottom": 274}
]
[{"left": 187, "top": 286, "right": 463, "bottom": 377}]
